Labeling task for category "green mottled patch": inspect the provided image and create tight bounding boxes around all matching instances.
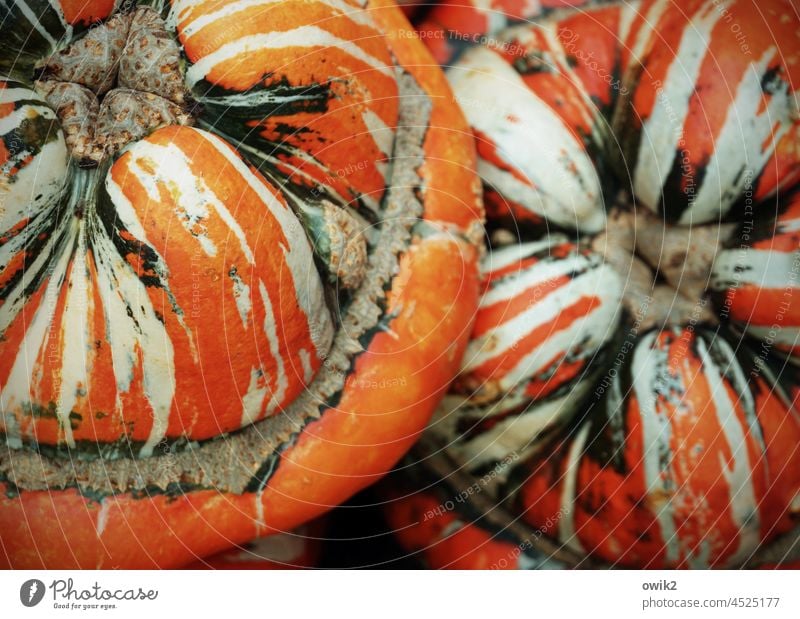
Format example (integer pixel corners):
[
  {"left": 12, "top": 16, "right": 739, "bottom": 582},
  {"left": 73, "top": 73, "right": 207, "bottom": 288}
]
[
  {"left": 21, "top": 401, "right": 82, "bottom": 429},
  {"left": 17, "top": 112, "right": 61, "bottom": 148}
]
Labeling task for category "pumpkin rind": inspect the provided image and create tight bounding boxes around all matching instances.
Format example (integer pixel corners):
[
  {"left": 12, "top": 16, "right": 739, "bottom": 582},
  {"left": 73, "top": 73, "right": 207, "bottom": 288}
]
[
  {"left": 458, "top": 237, "right": 623, "bottom": 400},
  {"left": 448, "top": 32, "right": 607, "bottom": 233},
  {"left": 174, "top": 0, "right": 399, "bottom": 216},
  {"left": 1, "top": 124, "right": 333, "bottom": 453},
  {"left": 427, "top": 236, "right": 624, "bottom": 473}
]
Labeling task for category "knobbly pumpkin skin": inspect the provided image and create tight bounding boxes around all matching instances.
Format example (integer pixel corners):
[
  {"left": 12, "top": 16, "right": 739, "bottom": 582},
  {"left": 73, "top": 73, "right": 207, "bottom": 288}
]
[
  {"left": 415, "top": 0, "right": 800, "bottom": 569},
  {"left": 0, "top": 0, "right": 483, "bottom": 568}
]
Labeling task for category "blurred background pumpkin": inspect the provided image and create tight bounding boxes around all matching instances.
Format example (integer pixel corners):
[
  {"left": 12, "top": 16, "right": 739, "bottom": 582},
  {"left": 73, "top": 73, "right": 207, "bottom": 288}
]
[
  {"left": 0, "top": 0, "right": 484, "bottom": 568},
  {"left": 406, "top": 0, "right": 800, "bottom": 569}
]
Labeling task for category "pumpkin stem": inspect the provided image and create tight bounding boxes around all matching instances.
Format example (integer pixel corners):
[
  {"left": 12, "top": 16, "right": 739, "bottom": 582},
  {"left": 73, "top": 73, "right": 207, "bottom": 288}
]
[{"left": 591, "top": 204, "right": 735, "bottom": 330}]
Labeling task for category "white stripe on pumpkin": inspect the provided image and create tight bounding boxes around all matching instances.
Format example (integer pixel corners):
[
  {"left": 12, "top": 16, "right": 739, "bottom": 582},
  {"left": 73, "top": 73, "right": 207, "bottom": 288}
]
[
  {"left": 184, "top": 26, "right": 393, "bottom": 89},
  {"left": 55, "top": 218, "right": 94, "bottom": 449},
  {"left": 688, "top": 47, "right": 792, "bottom": 224},
  {"left": 0, "top": 216, "right": 78, "bottom": 447},
  {"left": 632, "top": 0, "right": 728, "bottom": 213},
  {"left": 631, "top": 330, "right": 680, "bottom": 565},
  {"left": 711, "top": 247, "right": 800, "bottom": 291},
  {"left": 178, "top": 0, "right": 377, "bottom": 39},
  {"left": 258, "top": 280, "right": 288, "bottom": 418},
  {"left": 696, "top": 336, "right": 760, "bottom": 568},
  {"left": 195, "top": 129, "right": 334, "bottom": 357},
  {"left": 482, "top": 237, "right": 569, "bottom": 277},
  {"left": 91, "top": 215, "right": 177, "bottom": 457},
  {"left": 558, "top": 421, "right": 591, "bottom": 555},
  {"left": 463, "top": 263, "right": 622, "bottom": 391}
]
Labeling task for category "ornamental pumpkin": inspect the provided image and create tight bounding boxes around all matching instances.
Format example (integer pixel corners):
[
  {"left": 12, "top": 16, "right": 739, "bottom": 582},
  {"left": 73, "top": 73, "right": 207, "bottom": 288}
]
[
  {"left": 0, "top": 0, "right": 483, "bottom": 568},
  {"left": 416, "top": 0, "right": 800, "bottom": 569}
]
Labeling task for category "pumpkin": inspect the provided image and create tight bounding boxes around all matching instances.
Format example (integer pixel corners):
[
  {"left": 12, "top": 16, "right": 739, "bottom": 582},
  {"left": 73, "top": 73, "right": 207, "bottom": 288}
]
[
  {"left": 417, "top": 0, "right": 800, "bottom": 568},
  {"left": 514, "top": 328, "right": 800, "bottom": 568},
  {"left": 0, "top": 0, "right": 483, "bottom": 568}
]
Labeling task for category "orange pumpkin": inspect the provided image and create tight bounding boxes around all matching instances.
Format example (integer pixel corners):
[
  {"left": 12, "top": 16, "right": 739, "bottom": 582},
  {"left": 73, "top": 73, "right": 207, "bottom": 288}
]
[
  {"left": 515, "top": 328, "right": 800, "bottom": 568},
  {"left": 414, "top": 0, "right": 800, "bottom": 569},
  {"left": 0, "top": 0, "right": 483, "bottom": 568}
]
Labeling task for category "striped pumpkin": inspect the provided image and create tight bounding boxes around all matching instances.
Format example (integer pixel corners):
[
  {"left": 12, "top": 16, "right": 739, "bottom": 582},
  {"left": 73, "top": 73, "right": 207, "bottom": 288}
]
[
  {"left": 0, "top": 0, "right": 483, "bottom": 568},
  {"left": 515, "top": 328, "right": 800, "bottom": 568},
  {"left": 711, "top": 193, "right": 800, "bottom": 361},
  {"left": 413, "top": 0, "right": 800, "bottom": 569},
  {"left": 447, "top": 0, "right": 798, "bottom": 231}
]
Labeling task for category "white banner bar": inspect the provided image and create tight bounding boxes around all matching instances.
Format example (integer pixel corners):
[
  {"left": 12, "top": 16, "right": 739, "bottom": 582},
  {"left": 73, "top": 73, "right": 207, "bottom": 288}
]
[{"left": 2, "top": 569, "right": 798, "bottom": 618}]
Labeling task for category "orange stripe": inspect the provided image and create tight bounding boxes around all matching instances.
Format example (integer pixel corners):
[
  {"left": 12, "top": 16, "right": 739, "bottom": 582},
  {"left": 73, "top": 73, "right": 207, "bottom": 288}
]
[
  {"left": 469, "top": 294, "right": 600, "bottom": 381},
  {"left": 727, "top": 286, "right": 800, "bottom": 327},
  {"left": 472, "top": 274, "right": 568, "bottom": 338},
  {"left": 485, "top": 256, "right": 540, "bottom": 282},
  {"left": 0, "top": 102, "right": 14, "bottom": 119}
]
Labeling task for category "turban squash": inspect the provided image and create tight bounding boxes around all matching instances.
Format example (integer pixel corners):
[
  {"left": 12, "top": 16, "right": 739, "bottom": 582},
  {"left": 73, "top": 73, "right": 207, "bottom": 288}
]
[
  {"left": 0, "top": 0, "right": 483, "bottom": 567},
  {"left": 418, "top": 0, "right": 800, "bottom": 568}
]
